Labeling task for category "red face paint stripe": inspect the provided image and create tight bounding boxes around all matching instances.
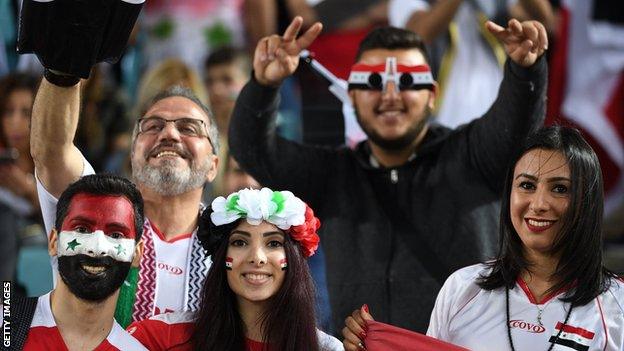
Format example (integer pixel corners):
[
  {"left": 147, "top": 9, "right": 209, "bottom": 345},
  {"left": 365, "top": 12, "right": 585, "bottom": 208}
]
[
  {"left": 350, "top": 63, "right": 386, "bottom": 72},
  {"left": 350, "top": 63, "right": 431, "bottom": 73},
  {"left": 61, "top": 193, "right": 137, "bottom": 239},
  {"left": 396, "top": 64, "right": 431, "bottom": 73}
]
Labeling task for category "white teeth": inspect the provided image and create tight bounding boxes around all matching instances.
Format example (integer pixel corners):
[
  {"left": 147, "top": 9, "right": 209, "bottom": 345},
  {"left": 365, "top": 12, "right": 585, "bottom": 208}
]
[
  {"left": 245, "top": 273, "right": 270, "bottom": 280},
  {"left": 380, "top": 111, "right": 401, "bottom": 117},
  {"left": 156, "top": 151, "right": 179, "bottom": 158},
  {"left": 528, "top": 219, "right": 553, "bottom": 227},
  {"left": 82, "top": 264, "right": 106, "bottom": 274}
]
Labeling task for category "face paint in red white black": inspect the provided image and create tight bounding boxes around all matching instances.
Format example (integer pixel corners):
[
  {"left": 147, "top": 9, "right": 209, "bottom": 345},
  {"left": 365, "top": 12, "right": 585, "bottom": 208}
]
[{"left": 57, "top": 194, "right": 137, "bottom": 301}]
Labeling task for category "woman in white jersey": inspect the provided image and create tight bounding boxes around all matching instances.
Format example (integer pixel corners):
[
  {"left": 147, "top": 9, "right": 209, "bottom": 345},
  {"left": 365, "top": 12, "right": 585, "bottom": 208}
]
[
  {"left": 127, "top": 187, "right": 342, "bottom": 350},
  {"left": 343, "top": 126, "right": 624, "bottom": 351}
]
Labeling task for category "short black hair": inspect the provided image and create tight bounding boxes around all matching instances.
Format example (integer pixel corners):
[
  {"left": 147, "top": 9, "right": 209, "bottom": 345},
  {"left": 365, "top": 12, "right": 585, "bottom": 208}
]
[
  {"left": 204, "top": 46, "right": 249, "bottom": 71},
  {"left": 55, "top": 174, "right": 144, "bottom": 241},
  {"left": 355, "top": 26, "right": 430, "bottom": 63},
  {"left": 479, "top": 126, "right": 617, "bottom": 306}
]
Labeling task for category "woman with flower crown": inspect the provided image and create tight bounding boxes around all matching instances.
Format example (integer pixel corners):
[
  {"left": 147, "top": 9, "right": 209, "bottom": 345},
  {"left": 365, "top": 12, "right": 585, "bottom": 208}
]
[{"left": 126, "top": 187, "right": 342, "bottom": 351}]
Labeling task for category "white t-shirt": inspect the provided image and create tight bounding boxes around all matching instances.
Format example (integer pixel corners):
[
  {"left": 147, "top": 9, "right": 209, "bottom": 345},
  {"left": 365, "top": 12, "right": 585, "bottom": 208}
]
[
  {"left": 428, "top": 264, "right": 624, "bottom": 351},
  {"left": 24, "top": 292, "right": 146, "bottom": 350},
  {"left": 37, "top": 157, "right": 211, "bottom": 319},
  {"left": 389, "top": 0, "right": 509, "bottom": 128}
]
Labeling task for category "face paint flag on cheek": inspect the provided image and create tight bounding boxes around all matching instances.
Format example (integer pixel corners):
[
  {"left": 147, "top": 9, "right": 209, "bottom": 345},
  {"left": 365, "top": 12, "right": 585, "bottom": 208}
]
[
  {"left": 58, "top": 230, "right": 135, "bottom": 262},
  {"left": 280, "top": 258, "right": 288, "bottom": 271},
  {"left": 225, "top": 257, "right": 233, "bottom": 270},
  {"left": 348, "top": 57, "right": 434, "bottom": 92}
]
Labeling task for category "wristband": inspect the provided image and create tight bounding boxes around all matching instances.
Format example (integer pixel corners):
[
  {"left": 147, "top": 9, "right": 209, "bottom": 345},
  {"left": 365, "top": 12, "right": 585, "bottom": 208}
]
[{"left": 44, "top": 68, "right": 80, "bottom": 87}]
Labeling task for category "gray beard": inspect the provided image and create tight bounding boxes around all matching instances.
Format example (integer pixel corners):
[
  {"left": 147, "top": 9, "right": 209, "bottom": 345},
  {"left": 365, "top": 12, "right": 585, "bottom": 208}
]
[{"left": 132, "top": 158, "right": 209, "bottom": 196}]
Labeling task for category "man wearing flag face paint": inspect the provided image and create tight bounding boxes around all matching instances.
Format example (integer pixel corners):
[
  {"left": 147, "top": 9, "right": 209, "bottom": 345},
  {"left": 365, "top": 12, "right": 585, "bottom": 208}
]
[
  {"left": 229, "top": 16, "right": 548, "bottom": 332},
  {"left": 19, "top": 174, "right": 147, "bottom": 350}
]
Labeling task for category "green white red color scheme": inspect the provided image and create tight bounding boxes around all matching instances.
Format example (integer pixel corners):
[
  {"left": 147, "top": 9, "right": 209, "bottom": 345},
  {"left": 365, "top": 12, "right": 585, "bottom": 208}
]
[
  {"left": 211, "top": 188, "right": 306, "bottom": 229},
  {"left": 210, "top": 187, "right": 321, "bottom": 257}
]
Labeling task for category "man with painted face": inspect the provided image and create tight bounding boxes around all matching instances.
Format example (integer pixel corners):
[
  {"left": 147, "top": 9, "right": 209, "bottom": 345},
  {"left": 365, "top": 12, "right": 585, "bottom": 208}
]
[
  {"left": 229, "top": 17, "right": 549, "bottom": 332},
  {"left": 19, "top": 174, "right": 146, "bottom": 350}
]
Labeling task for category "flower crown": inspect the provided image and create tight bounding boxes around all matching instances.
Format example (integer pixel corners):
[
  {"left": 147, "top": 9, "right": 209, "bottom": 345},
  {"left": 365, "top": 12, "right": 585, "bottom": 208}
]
[{"left": 209, "top": 188, "right": 320, "bottom": 257}]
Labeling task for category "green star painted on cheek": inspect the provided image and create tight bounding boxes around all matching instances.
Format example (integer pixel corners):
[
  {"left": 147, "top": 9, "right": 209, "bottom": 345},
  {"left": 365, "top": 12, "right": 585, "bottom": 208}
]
[
  {"left": 115, "top": 244, "right": 126, "bottom": 256},
  {"left": 66, "top": 239, "right": 81, "bottom": 251}
]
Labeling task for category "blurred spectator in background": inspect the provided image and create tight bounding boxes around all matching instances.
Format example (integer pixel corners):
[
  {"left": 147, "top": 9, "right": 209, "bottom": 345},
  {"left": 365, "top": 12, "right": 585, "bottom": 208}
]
[
  {"left": 76, "top": 65, "right": 133, "bottom": 173},
  {"left": 0, "top": 72, "right": 45, "bottom": 287},
  {"left": 203, "top": 47, "right": 250, "bottom": 199},
  {"left": 141, "top": 0, "right": 246, "bottom": 75},
  {"left": 0, "top": 0, "right": 18, "bottom": 76},
  {"left": 220, "top": 154, "right": 261, "bottom": 195},
  {"left": 136, "top": 58, "right": 208, "bottom": 113},
  {"left": 203, "top": 46, "right": 250, "bottom": 136},
  {"left": 546, "top": 0, "right": 624, "bottom": 215},
  {"left": 545, "top": 0, "right": 624, "bottom": 270},
  {"left": 389, "top": 0, "right": 553, "bottom": 128}
]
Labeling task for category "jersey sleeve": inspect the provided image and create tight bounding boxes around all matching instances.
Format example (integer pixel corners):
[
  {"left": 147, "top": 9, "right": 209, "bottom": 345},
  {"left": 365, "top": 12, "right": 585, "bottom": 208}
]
[
  {"left": 603, "top": 279, "right": 624, "bottom": 351},
  {"left": 36, "top": 155, "right": 95, "bottom": 237},
  {"left": 426, "top": 264, "right": 484, "bottom": 340},
  {"left": 317, "top": 329, "right": 343, "bottom": 351},
  {"left": 126, "top": 312, "right": 195, "bottom": 351}
]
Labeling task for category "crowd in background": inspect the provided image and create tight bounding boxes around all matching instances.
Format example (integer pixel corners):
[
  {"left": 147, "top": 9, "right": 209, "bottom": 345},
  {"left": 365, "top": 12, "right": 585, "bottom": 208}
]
[{"left": 1, "top": 0, "right": 623, "bottom": 319}]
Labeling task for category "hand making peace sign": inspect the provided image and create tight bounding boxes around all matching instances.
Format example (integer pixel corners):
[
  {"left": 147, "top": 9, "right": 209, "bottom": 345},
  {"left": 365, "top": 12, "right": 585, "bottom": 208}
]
[
  {"left": 253, "top": 16, "right": 323, "bottom": 87},
  {"left": 486, "top": 19, "right": 548, "bottom": 67}
]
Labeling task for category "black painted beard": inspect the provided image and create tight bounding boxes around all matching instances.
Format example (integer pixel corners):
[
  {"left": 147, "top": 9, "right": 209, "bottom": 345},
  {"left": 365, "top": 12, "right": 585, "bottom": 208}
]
[{"left": 58, "top": 254, "right": 131, "bottom": 302}]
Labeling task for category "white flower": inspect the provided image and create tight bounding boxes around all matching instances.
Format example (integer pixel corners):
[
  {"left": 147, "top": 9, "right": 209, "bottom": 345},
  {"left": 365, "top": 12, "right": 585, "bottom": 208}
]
[
  {"left": 269, "top": 191, "right": 305, "bottom": 229},
  {"left": 210, "top": 195, "right": 242, "bottom": 225},
  {"left": 210, "top": 187, "right": 306, "bottom": 229}
]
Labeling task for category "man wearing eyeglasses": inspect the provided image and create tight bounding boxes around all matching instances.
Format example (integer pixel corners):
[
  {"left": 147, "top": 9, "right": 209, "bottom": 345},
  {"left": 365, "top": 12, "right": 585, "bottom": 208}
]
[{"left": 30, "top": 82, "right": 218, "bottom": 327}]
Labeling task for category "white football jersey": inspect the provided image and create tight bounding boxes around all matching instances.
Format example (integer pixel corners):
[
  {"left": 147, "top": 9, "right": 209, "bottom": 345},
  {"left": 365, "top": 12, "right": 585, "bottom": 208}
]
[{"left": 428, "top": 264, "right": 624, "bottom": 351}]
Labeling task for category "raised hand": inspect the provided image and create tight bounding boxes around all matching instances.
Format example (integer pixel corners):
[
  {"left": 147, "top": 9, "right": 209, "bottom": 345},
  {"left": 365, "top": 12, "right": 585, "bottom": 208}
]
[
  {"left": 486, "top": 19, "right": 548, "bottom": 67},
  {"left": 253, "top": 16, "right": 323, "bottom": 87},
  {"left": 342, "top": 305, "right": 374, "bottom": 351}
]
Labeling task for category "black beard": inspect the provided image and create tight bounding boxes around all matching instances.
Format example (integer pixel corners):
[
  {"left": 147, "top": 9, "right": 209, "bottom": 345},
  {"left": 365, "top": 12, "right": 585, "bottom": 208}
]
[
  {"left": 355, "top": 103, "right": 433, "bottom": 151},
  {"left": 58, "top": 254, "right": 131, "bottom": 302}
]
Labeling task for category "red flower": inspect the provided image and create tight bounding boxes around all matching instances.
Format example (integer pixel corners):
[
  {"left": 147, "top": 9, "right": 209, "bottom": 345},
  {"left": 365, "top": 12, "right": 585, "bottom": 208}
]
[{"left": 289, "top": 205, "right": 321, "bottom": 257}]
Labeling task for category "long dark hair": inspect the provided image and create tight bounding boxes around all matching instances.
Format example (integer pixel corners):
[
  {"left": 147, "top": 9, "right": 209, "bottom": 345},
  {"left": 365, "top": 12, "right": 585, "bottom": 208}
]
[
  {"left": 192, "top": 217, "right": 319, "bottom": 350},
  {"left": 478, "top": 126, "right": 617, "bottom": 306}
]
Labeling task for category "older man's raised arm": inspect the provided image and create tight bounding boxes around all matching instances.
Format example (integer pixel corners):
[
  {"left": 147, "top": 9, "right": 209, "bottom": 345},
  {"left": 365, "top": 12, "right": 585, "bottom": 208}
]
[
  {"left": 21, "top": 0, "right": 143, "bottom": 199},
  {"left": 30, "top": 79, "right": 86, "bottom": 199}
]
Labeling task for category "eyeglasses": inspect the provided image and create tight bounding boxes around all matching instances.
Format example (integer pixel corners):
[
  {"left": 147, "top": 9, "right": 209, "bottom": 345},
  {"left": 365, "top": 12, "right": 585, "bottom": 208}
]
[{"left": 137, "top": 117, "right": 214, "bottom": 147}]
